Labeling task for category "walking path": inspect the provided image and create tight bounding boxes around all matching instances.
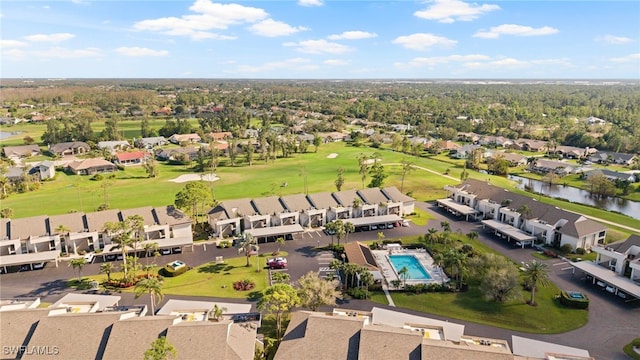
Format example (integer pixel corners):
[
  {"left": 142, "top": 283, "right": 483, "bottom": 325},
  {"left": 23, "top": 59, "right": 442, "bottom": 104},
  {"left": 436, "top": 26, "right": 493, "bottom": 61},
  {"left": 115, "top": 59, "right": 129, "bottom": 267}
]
[
  {"left": 383, "top": 163, "right": 460, "bottom": 182},
  {"left": 382, "top": 286, "right": 395, "bottom": 306}
]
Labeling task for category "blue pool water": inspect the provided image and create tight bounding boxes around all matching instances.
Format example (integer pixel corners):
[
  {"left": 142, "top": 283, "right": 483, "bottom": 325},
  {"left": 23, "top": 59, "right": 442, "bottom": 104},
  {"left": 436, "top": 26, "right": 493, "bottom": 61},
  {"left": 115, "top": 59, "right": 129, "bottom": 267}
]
[{"left": 388, "top": 255, "right": 432, "bottom": 280}]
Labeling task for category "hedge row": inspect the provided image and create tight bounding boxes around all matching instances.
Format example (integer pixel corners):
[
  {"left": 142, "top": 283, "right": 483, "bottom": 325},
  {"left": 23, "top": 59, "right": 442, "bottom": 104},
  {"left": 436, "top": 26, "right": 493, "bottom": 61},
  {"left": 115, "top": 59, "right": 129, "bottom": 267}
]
[{"left": 559, "top": 291, "right": 589, "bottom": 309}]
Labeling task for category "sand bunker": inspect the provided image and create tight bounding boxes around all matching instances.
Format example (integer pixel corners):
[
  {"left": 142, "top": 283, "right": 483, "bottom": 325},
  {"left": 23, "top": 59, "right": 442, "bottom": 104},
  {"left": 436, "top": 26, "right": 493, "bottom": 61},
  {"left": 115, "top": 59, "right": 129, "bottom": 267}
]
[
  {"left": 327, "top": 153, "right": 338, "bottom": 159},
  {"left": 169, "top": 173, "right": 219, "bottom": 183}
]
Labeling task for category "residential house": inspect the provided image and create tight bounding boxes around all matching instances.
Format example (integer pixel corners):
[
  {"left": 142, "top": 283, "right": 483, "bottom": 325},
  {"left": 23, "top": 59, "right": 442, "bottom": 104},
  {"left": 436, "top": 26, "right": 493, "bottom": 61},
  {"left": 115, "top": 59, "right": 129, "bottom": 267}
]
[
  {"left": 29, "top": 160, "right": 56, "bottom": 180},
  {"left": 319, "top": 132, "right": 348, "bottom": 143},
  {"left": 332, "top": 189, "right": 362, "bottom": 218},
  {"left": 135, "top": 136, "right": 167, "bottom": 149},
  {"left": 588, "top": 151, "right": 636, "bottom": 166},
  {"left": 512, "top": 139, "right": 548, "bottom": 152},
  {"left": 306, "top": 192, "right": 342, "bottom": 222},
  {"left": 244, "top": 129, "right": 260, "bottom": 138},
  {"left": 168, "top": 133, "right": 201, "bottom": 144},
  {"left": 592, "top": 235, "right": 640, "bottom": 282},
  {"left": 529, "top": 159, "right": 575, "bottom": 176},
  {"left": 548, "top": 145, "right": 595, "bottom": 159},
  {"left": 66, "top": 158, "right": 117, "bottom": 175},
  {"left": 584, "top": 169, "right": 636, "bottom": 183},
  {"left": 205, "top": 131, "right": 232, "bottom": 142},
  {"left": 49, "top": 141, "right": 90, "bottom": 156},
  {"left": 156, "top": 147, "right": 201, "bottom": 161},
  {"left": 451, "top": 144, "right": 481, "bottom": 159},
  {"left": 151, "top": 106, "right": 172, "bottom": 116},
  {"left": 280, "top": 193, "right": 321, "bottom": 228},
  {"left": 49, "top": 212, "right": 96, "bottom": 256},
  {"left": 2, "top": 145, "right": 41, "bottom": 159},
  {"left": 97, "top": 141, "right": 131, "bottom": 154},
  {"left": 381, "top": 187, "right": 415, "bottom": 215},
  {"left": 442, "top": 179, "right": 607, "bottom": 251},
  {"left": 585, "top": 116, "right": 606, "bottom": 125},
  {"left": 490, "top": 152, "right": 527, "bottom": 167},
  {"left": 479, "top": 135, "right": 513, "bottom": 148},
  {"left": 5, "top": 167, "right": 24, "bottom": 183},
  {"left": 251, "top": 196, "right": 287, "bottom": 226},
  {"left": 357, "top": 187, "right": 390, "bottom": 217},
  {"left": 458, "top": 132, "right": 481, "bottom": 143},
  {"left": 435, "top": 140, "right": 461, "bottom": 153},
  {"left": 207, "top": 198, "right": 258, "bottom": 239},
  {"left": 114, "top": 151, "right": 148, "bottom": 166}
]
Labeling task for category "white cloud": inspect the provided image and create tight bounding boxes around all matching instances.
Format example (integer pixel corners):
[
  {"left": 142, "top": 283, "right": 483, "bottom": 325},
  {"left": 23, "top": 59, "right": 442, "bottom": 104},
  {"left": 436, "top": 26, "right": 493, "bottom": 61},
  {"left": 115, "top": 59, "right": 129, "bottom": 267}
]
[
  {"left": 298, "top": 0, "right": 323, "bottom": 7},
  {"left": 24, "top": 33, "right": 75, "bottom": 43},
  {"left": 596, "top": 35, "right": 633, "bottom": 45},
  {"left": 115, "top": 47, "right": 169, "bottom": 57},
  {"left": 324, "top": 59, "right": 349, "bottom": 66},
  {"left": 249, "top": 19, "right": 308, "bottom": 37},
  {"left": 392, "top": 33, "right": 457, "bottom": 51},
  {"left": 283, "top": 39, "right": 353, "bottom": 54},
  {"left": 0, "top": 39, "right": 28, "bottom": 48},
  {"left": 396, "top": 54, "right": 490, "bottom": 68},
  {"left": 32, "top": 47, "right": 101, "bottom": 59},
  {"left": 327, "top": 31, "right": 377, "bottom": 40},
  {"left": 610, "top": 53, "right": 640, "bottom": 63},
  {"left": 473, "top": 24, "right": 558, "bottom": 39},
  {"left": 235, "top": 57, "right": 318, "bottom": 73},
  {"left": 414, "top": 0, "right": 500, "bottom": 23},
  {"left": 133, "top": 0, "right": 268, "bottom": 40},
  {"left": 3, "top": 49, "right": 26, "bottom": 58}
]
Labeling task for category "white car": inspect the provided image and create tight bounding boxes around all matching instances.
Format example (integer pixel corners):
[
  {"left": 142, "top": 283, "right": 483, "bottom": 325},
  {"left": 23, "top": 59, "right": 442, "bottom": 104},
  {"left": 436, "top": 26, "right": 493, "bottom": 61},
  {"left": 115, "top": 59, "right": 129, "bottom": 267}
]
[
  {"left": 32, "top": 262, "right": 45, "bottom": 270},
  {"left": 161, "top": 248, "right": 171, "bottom": 255},
  {"left": 83, "top": 253, "right": 95, "bottom": 263},
  {"left": 605, "top": 285, "right": 615, "bottom": 294}
]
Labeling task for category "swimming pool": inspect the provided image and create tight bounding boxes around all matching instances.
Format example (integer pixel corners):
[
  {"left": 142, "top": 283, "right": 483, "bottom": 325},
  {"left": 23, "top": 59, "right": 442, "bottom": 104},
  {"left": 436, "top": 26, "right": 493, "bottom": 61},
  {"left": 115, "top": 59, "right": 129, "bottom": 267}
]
[{"left": 388, "top": 255, "right": 432, "bottom": 280}]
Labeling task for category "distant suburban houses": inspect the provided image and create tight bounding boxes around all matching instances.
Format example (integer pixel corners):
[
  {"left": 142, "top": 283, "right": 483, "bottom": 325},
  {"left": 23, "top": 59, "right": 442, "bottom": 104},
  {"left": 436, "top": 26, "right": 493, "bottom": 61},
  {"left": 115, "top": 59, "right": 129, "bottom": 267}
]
[{"left": 49, "top": 141, "right": 91, "bottom": 156}]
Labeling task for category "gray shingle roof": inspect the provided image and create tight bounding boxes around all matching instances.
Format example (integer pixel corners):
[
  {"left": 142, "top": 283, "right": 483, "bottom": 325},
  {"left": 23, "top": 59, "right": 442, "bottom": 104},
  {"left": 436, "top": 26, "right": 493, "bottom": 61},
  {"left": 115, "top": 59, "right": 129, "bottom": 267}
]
[
  {"left": 102, "top": 316, "right": 177, "bottom": 360},
  {"left": 252, "top": 196, "right": 284, "bottom": 215},
  {"left": 85, "top": 209, "right": 122, "bottom": 232},
  {"left": 333, "top": 189, "right": 363, "bottom": 207},
  {"left": 382, "top": 187, "right": 415, "bottom": 203},
  {"left": 280, "top": 193, "right": 313, "bottom": 212},
  {"left": 48, "top": 212, "right": 87, "bottom": 234},
  {"left": 357, "top": 188, "right": 389, "bottom": 205},
  {"left": 306, "top": 192, "right": 340, "bottom": 209},
  {"left": 0, "top": 309, "right": 50, "bottom": 352},
  {"left": 153, "top": 206, "right": 191, "bottom": 226},
  {"left": 10, "top": 215, "right": 48, "bottom": 239},
  {"left": 121, "top": 206, "right": 157, "bottom": 226}
]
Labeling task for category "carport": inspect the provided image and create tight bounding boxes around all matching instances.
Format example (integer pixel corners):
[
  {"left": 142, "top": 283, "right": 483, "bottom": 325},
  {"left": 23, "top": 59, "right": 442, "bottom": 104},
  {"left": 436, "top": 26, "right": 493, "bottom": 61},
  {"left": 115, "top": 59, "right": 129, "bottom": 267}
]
[
  {"left": 244, "top": 224, "right": 304, "bottom": 243},
  {"left": 100, "top": 236, "right": 194, "bottom": 261},
  {"left": 481, "top": 219, "right": 536, "bottom": 248},
  {"left": 0, "top": 250, "right": 60, "bottom": 272},
  {"left": 570, "top": 261, "right": 640, "bottom": 301},
  {"left": 436, "top": 199, "right": 479, "bottom": 221},
  {"left": 343, "top": 214, "right": 403, "bottom": 229}
]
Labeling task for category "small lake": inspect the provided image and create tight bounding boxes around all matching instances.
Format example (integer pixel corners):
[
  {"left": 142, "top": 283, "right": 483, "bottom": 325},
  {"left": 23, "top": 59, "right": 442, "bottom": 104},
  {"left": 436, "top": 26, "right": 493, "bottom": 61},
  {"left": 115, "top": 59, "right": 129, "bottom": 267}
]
[
  {"left": 509, "top": 175, "right": 640, "bottom": 220},
  {"left": 0, "top": 131, "right": 21, "bottom": 140}
]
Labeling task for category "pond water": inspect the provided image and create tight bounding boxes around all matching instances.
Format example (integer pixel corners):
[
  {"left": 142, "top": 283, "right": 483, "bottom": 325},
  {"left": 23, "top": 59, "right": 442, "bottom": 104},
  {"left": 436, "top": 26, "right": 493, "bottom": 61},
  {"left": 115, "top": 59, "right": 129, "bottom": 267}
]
[
  {"left": 509, "top": 175, "right": 640, "bottom": 220},
  {"left": 0, "top": 131, "right": 22, "bottom": 140}
]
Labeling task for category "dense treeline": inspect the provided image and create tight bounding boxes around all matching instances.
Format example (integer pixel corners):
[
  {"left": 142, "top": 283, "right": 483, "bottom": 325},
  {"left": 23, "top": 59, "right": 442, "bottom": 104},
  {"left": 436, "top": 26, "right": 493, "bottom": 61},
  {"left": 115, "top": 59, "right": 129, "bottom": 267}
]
[{"left": 2, "top": 79, "right": 639, "bottom": 152}]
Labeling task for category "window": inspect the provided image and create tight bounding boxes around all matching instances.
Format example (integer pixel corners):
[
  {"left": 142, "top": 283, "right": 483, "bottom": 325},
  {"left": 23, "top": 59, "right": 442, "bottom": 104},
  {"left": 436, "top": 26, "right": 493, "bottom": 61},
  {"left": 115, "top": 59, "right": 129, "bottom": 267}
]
[
  {"left": 598, "top": 231, "right": 606, "bottom": 238},
  {"left": 49, "top": 240, "right": 56, "bottom": 251}
]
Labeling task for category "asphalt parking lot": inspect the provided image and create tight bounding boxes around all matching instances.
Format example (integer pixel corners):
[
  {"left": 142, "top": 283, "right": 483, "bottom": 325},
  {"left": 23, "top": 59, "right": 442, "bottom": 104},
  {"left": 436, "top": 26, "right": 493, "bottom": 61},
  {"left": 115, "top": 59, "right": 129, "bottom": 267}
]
[{"left": 1, "top": 201, "right": 637, "bottom": 359}]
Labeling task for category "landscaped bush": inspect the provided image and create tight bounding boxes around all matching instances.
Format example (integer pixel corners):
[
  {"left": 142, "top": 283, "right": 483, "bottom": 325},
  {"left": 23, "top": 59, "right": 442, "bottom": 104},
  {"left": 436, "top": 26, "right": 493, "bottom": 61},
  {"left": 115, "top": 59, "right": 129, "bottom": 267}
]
[
  {"left": 348, "top": 287, "right": 370, "bottom": 299},
  {"left": 623, "top": 338, "right": 640, "bottom": 360},
  {"left": 382, "top": 239, "right": 402, "bottom": 245},
  {"left": 575, "top": 247, "right": 586, "bottom": 255},
  {"left": 218, "top": 240, "right": 231, "bottom": 248},
  {"left": 161, "top": 264, "right": 189, "bottom": 277},
  {"left": 560, "top": 244, "right": 574, "bottom": 255},
  {"left": 543, "top": 249, "right": 558, "bottom": 258},
  {"left": 233, "top": 279, "right": 255, "bottom": 291},
  {"left": 325, "top": 244, "right": 344, "bottom": 253},
  {"left": 559, "top": 291, "right": 589, "bottom": 309},
  {"left": 105, "top": 280, "right": 134, "bottom": 288}
]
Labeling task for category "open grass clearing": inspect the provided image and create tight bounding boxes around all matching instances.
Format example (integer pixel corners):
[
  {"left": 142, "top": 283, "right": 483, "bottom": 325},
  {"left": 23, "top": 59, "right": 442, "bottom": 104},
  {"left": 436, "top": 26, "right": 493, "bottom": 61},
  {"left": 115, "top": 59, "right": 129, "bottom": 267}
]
[
  {"left": 74, "top": 253, "right": 279, "bottom": 299},
  {"left": 371, "top": 280, "right": 588, "bottom": 334}
]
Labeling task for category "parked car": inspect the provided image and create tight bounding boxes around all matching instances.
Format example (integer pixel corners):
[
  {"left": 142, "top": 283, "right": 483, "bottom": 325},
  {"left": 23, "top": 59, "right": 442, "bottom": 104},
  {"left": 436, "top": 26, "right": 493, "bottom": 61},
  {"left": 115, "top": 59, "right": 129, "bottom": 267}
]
[
  {"left": 32, "top": 262, "right": 45, "bottom": 270},
  {"left": 402, "top": 220, "right": 410, "bottom": 227},
  {"left": 84, "top": 253, "right": 95, "bottom": 263},
  {"left": 106, "top": 254, "right": 117, "bottom": 261},
  {"left": 266, "top": 257, "right": 287, "bottom": 269},
  {"left": 386, "top": 223, "right": 394, "bottom": 229},
  {"left": 172, "top": 247, "right": 182, "bottom": 254},
  {"left": 605, "top": 285, "right": 615, "bottom": 294},
  {"left": 161, "top": 248, "right": 171, "bottom": 255}
]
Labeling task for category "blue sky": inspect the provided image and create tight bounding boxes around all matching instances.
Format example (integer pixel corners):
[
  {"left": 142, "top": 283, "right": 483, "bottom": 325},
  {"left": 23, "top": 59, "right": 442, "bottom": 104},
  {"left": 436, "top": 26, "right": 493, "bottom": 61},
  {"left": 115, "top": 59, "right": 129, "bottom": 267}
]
[{"left": 1, "top": 0, "right": 639, "bottom": 79}]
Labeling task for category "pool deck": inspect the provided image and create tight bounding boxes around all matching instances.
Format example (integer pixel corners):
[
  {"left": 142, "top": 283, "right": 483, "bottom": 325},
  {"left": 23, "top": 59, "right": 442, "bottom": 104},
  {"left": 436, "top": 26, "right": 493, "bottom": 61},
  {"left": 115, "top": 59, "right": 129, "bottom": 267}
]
[{"left": 372, "top": 249, "right": 448, "bottom": 288}]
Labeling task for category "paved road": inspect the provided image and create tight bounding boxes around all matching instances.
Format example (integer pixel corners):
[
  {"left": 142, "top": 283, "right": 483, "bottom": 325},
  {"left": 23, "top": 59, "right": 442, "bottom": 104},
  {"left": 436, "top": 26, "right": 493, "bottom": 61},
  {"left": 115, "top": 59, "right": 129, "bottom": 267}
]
[{"left": 1, "top": 202, "right": 637, "bottom": 359}]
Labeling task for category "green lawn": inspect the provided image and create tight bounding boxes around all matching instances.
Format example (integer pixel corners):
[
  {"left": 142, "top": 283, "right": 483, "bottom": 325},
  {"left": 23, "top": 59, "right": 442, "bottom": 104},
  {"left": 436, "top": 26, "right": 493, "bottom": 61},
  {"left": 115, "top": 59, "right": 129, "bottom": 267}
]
[
  {"left": 371, "top": 281, "right": 588, "bottom": 334},
  {"left": 77, "top": 253, "right": 276, "bottom": 299},
  {"left": 403, "top": 207, "right": 433, "bottom": 226}
]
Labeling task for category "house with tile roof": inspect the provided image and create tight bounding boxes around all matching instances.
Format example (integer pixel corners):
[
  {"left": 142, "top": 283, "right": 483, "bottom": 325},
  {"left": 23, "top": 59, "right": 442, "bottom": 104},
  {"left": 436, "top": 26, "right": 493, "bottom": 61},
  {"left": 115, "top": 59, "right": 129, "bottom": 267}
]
[
  {"left": 48, "top": 141, "right": 90, "bottom": 156},
  {"left": 529, "top": 159, "right": 575, "bottom": 176},
  {"left": 168, "top": 133, "right": 201, "bottom": 144},
  {"left": 65, "top": 158, "right": 117, "bottom": 175},
  {"left": 114, "top": 151, "right": 149, "bottom": 166},
  {"left": 2, "top": 144, "right": 41, "bottom": 159}
]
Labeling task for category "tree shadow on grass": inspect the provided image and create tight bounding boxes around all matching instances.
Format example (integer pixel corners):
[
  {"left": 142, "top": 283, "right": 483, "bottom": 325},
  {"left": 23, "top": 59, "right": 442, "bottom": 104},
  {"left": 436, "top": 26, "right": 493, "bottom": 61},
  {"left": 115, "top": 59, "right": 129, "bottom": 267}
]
[{"left": 197, "top": 263, "right": 235, "bottom": 274}]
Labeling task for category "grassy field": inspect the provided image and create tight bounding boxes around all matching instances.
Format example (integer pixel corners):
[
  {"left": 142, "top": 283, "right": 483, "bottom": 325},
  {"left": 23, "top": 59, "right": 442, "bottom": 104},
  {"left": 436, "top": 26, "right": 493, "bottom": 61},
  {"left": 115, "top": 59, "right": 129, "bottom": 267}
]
[
  {"left": 77, "top": 252, "right": 275, "bottom": 299},
  {"left": 2, "top": 139, "right": 639, "bottom": 235},
  {"left": 370, "top": 280, "right": 588, "bottom": 334}
]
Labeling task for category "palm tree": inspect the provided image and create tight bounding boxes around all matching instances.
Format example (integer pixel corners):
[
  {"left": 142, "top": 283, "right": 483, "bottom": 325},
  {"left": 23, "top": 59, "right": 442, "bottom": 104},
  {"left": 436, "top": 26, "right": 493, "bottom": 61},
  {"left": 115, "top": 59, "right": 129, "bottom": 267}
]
[
  {"left": 440, "top": 221, "right": 451, "bottom": 233},
  {"left": 209, "top": 304, "right": 227, "bottom": 321},
  {"left": 275, "top": 237, "right": 285, "bottom": 254},
  {"left": 100, "top": 262, "right": 114, "bottom": 282},
  {"left": 398, "top": 266, "right": 409, "bottom": 288},
  {"left": 237, "top": 232, "right": 258, "bottom": 267},
  {"left": 444, "top": 249, "right": 467, "bottom": 287},
  {"left": 523, "top": 260, "right": 550, "bottom": 306},
  {"left": 135, "top": 277, "right": 164, "bottom": 316},
  {"left": 465, "top": 231, "right": 478, "bottom": 242},
  {"left": 143, "top": 242, "right": 160, "bottom": 268},
  {"left": 343, "top": 222, "right": 355, "bottom": 244},
  {"left": 69, "top": 258, "right": 86, "bottom": 282},
  {"left": 426, "top": 228, "right": 439, "bottom": 246},
  {"left": 55, "top": 224, "right": 71, "bottom": 255}
]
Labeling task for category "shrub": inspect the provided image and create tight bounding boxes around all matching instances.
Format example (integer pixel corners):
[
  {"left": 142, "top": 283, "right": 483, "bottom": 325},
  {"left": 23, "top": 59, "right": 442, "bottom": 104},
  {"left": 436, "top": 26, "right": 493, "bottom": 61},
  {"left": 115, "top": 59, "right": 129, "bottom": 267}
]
[
  {"left": 348, "top": 287, "right": 370, "bottom": 299},
  {"left": 382, "top": 239, "right": 402, "bottom": 245},
  {"left": 575, "top": 247, "right": 586, "bottom": 255},
  {"left": 218, "top": 240, "right": 231, "bottom": 248},
  {"left": 559, "top": 291, "right": 589, "bottom": 309},
  {"left": 160, "top": 264, "right": 189, "bottom": 277},
  {"left": 560, "top": 244, "right": 574, "bottom": 254},
  {"left": 233, "top": 279, "right": 255, "bottom": 291},
  {"left": 325, "top": 244, "right": 344, "bottom": 253},
  {"left": 105, "top": 280, "right": 134, "bottom": 288},
  {"left": 543, "top": 249, "right": 558, "bottom": 258}
]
